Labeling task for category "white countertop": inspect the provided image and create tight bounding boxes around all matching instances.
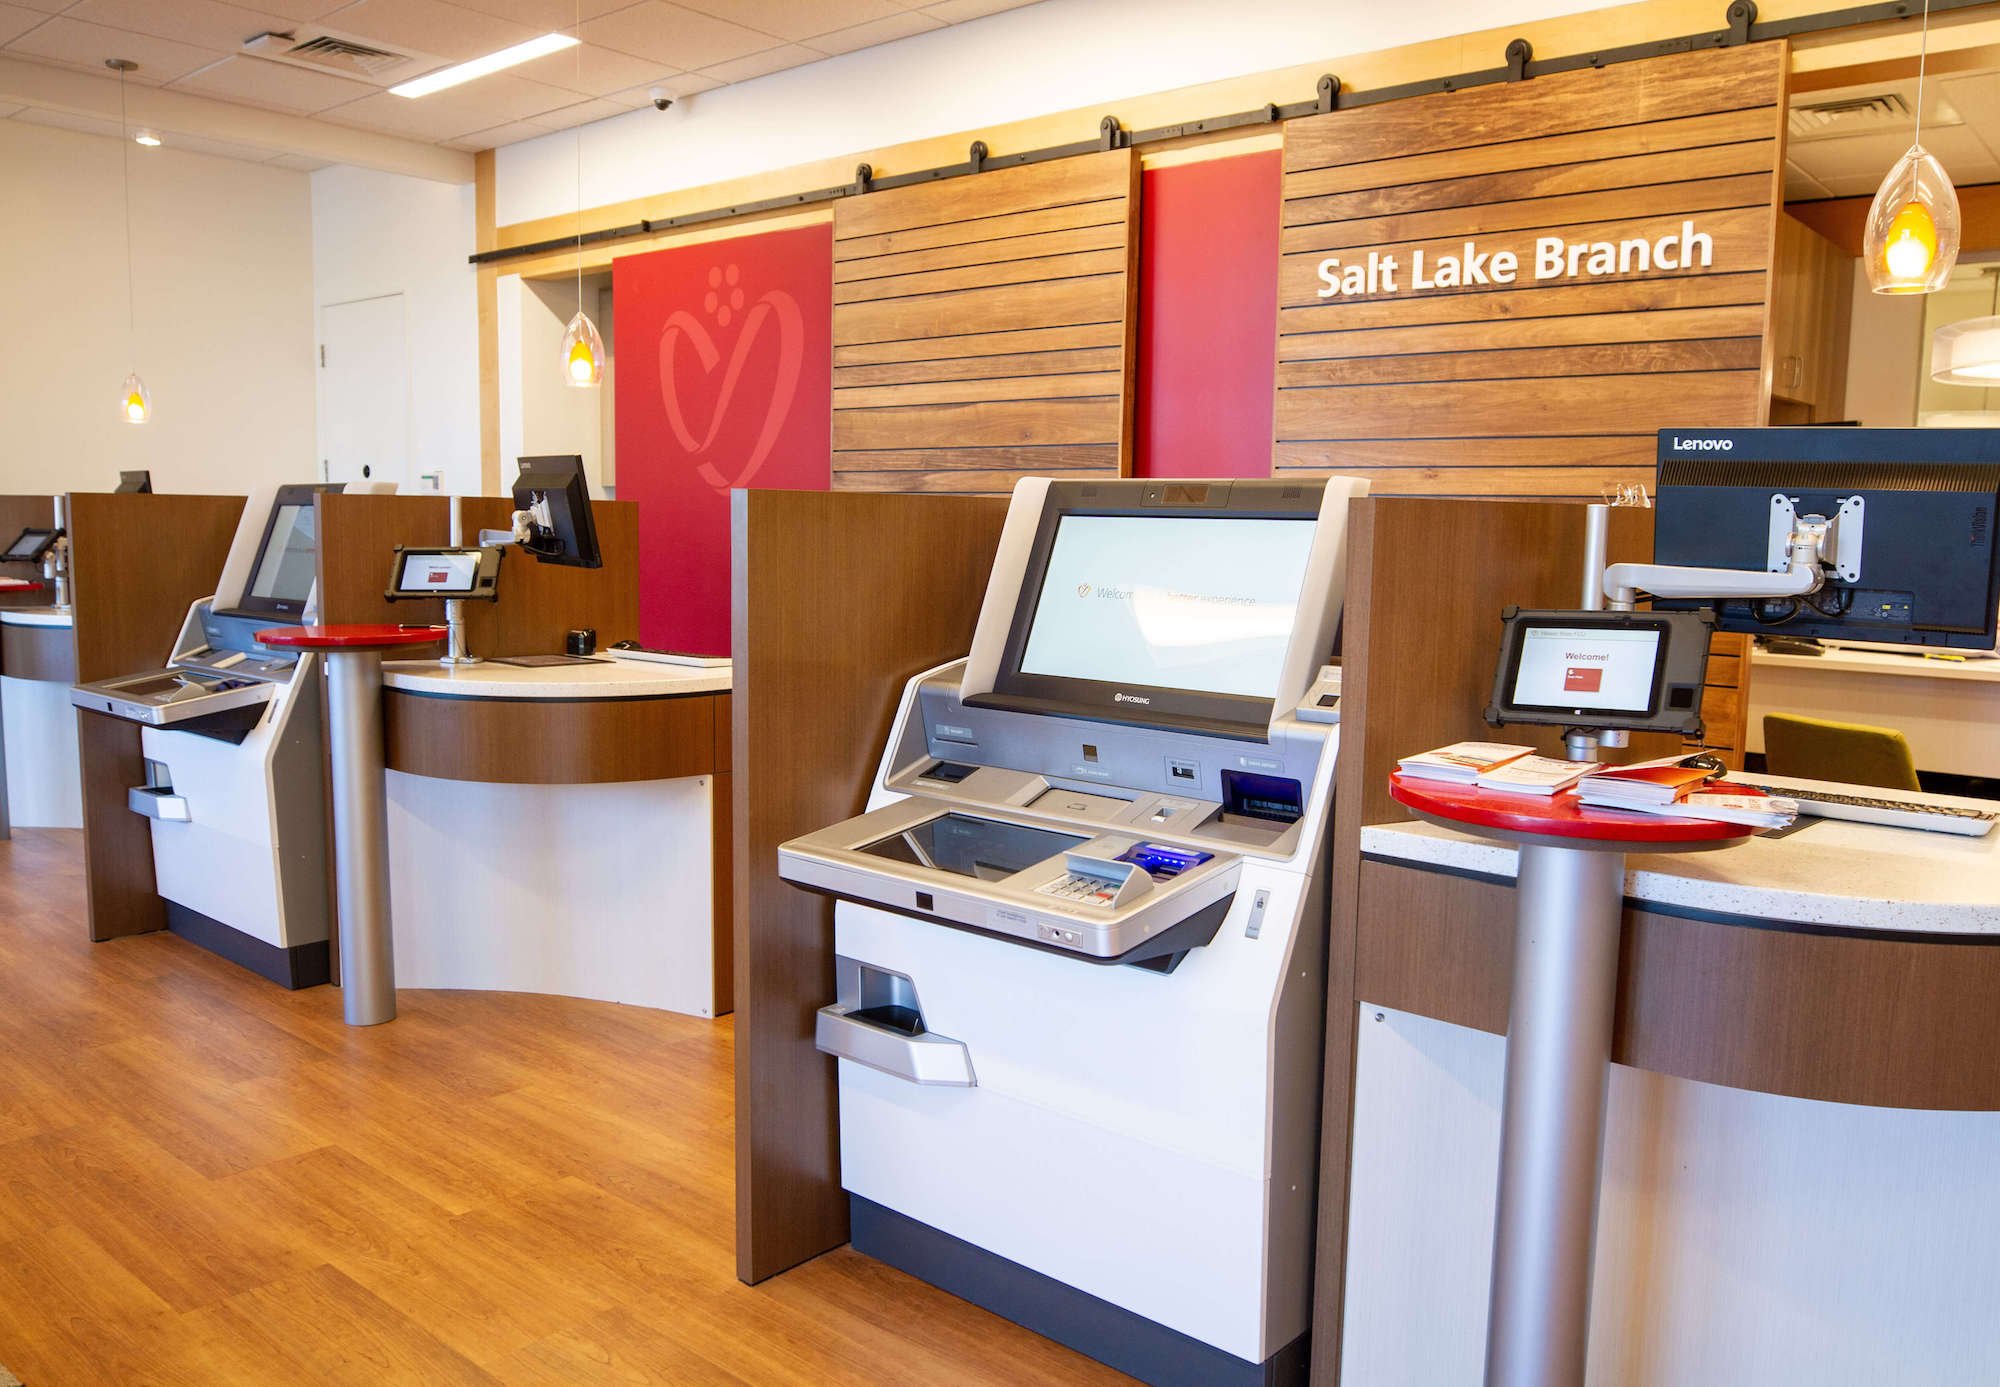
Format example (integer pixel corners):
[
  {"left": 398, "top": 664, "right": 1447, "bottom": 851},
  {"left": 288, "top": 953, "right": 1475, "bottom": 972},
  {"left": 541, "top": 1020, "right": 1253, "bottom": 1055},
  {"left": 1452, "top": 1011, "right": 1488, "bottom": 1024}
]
[
  {"left": 383, "top": 655, "right": 731, "bottom": 700},
  {"left": 1362, "top": 774, "right": 2000, "bottom": 937},
  {"left": 0, "top": 606, "right": 72, "bottom": 629},
  {"left": 1754, "top": 647, "right": 2000, "bottom": 684}
]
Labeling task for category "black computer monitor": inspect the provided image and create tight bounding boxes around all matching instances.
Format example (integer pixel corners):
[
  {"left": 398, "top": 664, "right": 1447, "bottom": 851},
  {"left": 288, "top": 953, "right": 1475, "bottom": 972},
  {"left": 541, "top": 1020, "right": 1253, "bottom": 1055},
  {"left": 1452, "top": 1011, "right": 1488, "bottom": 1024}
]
[
  {"left": 512, "top": 456, "right": 601, "bottom": 569},
  {"left": 116, "top": 470, "right": 152, "bottom": 494},
  {"left": 1651, "top": 427, "right": 2000, "bottom": 652}
]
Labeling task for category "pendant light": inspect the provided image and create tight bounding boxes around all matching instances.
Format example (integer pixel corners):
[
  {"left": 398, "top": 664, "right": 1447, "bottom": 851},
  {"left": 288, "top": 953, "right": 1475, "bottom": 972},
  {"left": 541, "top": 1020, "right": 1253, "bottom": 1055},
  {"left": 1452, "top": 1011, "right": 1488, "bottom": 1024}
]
[
  {"left": 108, "top": 58, "right": 150, "bottom": 421},
  {"left": 1864, "top": 0, "right": 1960, "bottom": 294},
  {"left": 557, "top": 0, "right": 602, "bottom": 388}
]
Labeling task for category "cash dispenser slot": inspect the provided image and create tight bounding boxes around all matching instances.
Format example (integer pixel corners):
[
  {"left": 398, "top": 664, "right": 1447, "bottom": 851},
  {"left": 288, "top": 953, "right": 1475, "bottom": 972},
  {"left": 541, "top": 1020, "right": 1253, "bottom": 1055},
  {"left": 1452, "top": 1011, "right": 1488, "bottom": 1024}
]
[{"left": 815, "top": 957, "right": 975, "bottom": 1087}]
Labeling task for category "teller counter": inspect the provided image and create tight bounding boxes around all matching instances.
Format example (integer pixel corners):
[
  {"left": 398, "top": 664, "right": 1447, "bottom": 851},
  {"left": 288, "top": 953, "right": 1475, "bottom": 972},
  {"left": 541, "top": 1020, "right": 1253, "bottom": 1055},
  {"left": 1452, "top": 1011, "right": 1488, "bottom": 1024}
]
[
  {"left": 1, "top": 606, "right": 80, "bottom": 829},
  {"left": 380, "top": 657, "right": 733, "bottom": 1017}
]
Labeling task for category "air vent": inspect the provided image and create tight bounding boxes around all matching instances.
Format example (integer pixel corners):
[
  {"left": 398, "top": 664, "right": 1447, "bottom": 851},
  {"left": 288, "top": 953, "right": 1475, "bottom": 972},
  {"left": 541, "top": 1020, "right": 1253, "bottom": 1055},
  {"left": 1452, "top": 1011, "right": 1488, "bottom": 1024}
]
[
  {"left": 241, "top": 28, "right": 444, "bottom": 86},
  {"left": 1789, "top": 91, "right": 1960, "bottom": 141}
]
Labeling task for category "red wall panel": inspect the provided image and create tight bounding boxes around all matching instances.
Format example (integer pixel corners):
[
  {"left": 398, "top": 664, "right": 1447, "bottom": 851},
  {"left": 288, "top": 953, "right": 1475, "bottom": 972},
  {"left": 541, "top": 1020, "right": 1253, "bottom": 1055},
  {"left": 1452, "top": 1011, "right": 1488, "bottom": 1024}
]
[
  {"left": 614, "top": 223, "right": 832, "bottom": 654},
  {"left": 1134, "top": 151, "right": 1282, "bottom": 480}
]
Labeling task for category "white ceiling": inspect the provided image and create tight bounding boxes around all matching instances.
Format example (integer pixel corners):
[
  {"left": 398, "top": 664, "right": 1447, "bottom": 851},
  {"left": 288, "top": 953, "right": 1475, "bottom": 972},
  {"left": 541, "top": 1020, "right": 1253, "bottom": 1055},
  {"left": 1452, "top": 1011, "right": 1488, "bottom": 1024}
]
[
  {"left": 0, "top": 0, "right": 1044, "bottom": 168},
  {"left": 1788, "top": 70, "right": 2000, "bottom": 199}
]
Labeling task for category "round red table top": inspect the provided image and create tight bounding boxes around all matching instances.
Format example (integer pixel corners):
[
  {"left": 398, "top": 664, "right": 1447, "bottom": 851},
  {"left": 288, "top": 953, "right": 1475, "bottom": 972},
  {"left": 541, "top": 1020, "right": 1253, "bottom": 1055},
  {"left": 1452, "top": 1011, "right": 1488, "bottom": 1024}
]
[
  {"left": 1389, "top": 772, "right": 1762, "bottom": 847},
  {"left": 0, "top": 578, "right": 44, "bottom": 592},
  {"left": 256, "top": 624, "right": 446, "bottom": 651}
]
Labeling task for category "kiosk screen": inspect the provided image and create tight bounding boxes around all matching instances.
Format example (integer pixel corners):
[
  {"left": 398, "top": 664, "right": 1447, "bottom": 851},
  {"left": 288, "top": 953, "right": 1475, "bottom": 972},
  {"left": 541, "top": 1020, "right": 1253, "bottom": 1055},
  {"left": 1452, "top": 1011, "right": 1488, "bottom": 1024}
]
[
  {"left": 1018, "top": 515, "right": 1317, "bottom": 699},
  {"left": 246, "top": 504, "right": 319, "bottom": 606}
]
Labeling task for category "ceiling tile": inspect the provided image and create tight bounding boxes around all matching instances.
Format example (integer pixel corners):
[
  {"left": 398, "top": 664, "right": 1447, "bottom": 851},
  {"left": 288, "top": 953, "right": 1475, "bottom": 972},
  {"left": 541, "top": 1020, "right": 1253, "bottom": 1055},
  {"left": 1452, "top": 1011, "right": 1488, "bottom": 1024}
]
[
  {"left": 921, "top": 0, "right": 1041, "bottom": 20},
  {"left": 512, "top": 40, "right": 676, "bottom": 95},
  {"left": 13, "top": 105, "right": 128, "bottom": 137},
  {"left": 444, "top": 116, "right": 558, "bottom": 149},
  {"left": 5, "top": 0, "right": 80, "bottom": 11},
  {"left": 322, "top": 71, "right": 580, "bottom": 138},
  {"left": 3, "top": 15, "right": 230, "bottom": 84},
  {"left": 266, "top": 150, "right": 331, "bottom": 169},
  {"left": 247, "top": 0, "right": 353, "bottom": 15},
  {"left": 64, "top": 0, "right": 300, "bottom": 54},
  {"left": 531, "top": 94, "right": 630, "bottom": 127},
  {"left": 806, "top": 8, "right": 940, "bottom": 55},
  {"left": 680, "top": 0, "right": 900, "bottom": 42},
  {"left": 314, "top": 0, "right": 536, "bottom": 63},
  {"left": 1783, "top": 163, "right": 1830, "bottom": 200},
  {"left": 169, "top": 53, "right": 379, "bottom": 112},
  {"left": 442, "top": 0, "right": 639, "bottom": 23},
  {"left": 0, "top": 101, "right": 20, "bottom": 117},
  {"left": 697, "top": 40, "right": 817, "bottom": 84},
  {"left": 584, "top": 1, "right": 774, "bottom": 68},
  {"left": 0, "top": 4, "right": 45, "bottom": 45}
]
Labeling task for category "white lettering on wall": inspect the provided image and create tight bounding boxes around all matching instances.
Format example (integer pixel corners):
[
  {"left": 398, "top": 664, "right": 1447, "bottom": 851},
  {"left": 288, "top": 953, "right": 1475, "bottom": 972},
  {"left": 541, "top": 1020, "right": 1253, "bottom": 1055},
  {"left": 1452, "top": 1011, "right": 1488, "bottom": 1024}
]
[{"left": 1318, "top": 220, "right": 1717, "bottom": 299}]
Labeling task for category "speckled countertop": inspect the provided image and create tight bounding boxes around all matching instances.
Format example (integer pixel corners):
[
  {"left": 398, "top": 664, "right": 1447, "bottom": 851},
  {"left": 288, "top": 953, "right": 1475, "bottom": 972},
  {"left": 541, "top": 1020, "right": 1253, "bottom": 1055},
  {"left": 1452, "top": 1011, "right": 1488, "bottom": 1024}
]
[
  {"left": 382, "top": 656, "right": 730, "bottom": 700},
  {"left": 1362, "top": 774, "right": 2000, "bottom": 937}
]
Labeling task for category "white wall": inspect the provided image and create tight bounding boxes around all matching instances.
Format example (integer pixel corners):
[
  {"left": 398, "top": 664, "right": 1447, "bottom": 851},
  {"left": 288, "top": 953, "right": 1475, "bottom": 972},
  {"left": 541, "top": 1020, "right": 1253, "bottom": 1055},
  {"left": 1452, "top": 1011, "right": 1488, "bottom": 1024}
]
[
  {"left": 496, "top": 271, "right": 613, "bottom": 498},
  {"left": 310, "top": 164, "right": 480, "bottom": 495},
  {"left": 494, "top": 0, "right": 1621, "bottom": 226},
  {"left": 0, "top": 119, "right": 315, "bottom": 495},
  {"left": 1842, "top": 260, "right": 1925, "bottom": 426}
]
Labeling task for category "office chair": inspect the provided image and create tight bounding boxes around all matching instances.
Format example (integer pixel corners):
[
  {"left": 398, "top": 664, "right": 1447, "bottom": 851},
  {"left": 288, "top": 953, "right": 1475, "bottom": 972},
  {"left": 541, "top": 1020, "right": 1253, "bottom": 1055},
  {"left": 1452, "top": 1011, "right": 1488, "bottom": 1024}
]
[{"left": 1763, "top": 713, "right": 1922, "bottom": 791}]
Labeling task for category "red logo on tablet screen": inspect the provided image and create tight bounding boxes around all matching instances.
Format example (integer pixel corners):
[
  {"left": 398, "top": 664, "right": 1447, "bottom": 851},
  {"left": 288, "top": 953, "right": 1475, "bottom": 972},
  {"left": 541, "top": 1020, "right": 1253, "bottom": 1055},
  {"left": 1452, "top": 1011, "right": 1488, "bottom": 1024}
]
[
  {"left": 427, "top": 568, "right": 449, "bottom": 584},
  {"left": 1564, "top": 666, "right": 1603, "bottom": 693}
]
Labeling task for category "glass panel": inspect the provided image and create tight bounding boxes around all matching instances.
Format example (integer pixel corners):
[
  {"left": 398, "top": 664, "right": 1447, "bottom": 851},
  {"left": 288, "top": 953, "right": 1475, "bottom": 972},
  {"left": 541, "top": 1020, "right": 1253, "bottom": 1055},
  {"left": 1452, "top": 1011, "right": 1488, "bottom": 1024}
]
[{"left": 860, "top": 813, "right": 1086, "bottom": 883}]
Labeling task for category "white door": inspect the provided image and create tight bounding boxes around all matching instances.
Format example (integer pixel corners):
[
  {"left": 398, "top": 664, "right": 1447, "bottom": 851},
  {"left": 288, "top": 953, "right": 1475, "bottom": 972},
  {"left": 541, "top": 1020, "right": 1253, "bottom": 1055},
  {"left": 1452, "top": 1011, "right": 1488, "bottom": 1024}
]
[{"left": 320, "top": 294, "right": 408, "bottom": 488}]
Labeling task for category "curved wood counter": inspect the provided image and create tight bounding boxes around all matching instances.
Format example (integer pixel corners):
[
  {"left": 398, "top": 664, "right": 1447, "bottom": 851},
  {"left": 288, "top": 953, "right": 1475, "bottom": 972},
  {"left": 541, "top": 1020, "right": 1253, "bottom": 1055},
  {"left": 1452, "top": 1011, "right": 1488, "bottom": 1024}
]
[
  {"left": 382, "top": 660, "right": 730, "bottom": 785},
  {"left": 1358, "top": 779, "right": 2000, "bottom": 1111}
]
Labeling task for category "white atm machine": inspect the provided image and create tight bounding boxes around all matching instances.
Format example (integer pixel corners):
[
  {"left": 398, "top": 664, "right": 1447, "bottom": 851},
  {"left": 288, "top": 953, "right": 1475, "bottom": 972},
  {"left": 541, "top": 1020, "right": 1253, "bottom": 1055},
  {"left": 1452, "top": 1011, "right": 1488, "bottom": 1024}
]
[
  {"left": 779, "top": 475, "right": 1365, "bottom": 1387},
  {"left": 72, "top": 484, "right": 372, "bottom": 987}
]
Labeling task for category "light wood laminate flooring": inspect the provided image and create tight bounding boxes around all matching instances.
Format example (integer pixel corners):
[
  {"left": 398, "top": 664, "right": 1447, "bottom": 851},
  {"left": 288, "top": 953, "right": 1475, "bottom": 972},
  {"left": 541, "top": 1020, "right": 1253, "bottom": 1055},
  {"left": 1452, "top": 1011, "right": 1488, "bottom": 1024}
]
[{"left": 0, "top": 830, "right": 1133, "bottom": 1386}]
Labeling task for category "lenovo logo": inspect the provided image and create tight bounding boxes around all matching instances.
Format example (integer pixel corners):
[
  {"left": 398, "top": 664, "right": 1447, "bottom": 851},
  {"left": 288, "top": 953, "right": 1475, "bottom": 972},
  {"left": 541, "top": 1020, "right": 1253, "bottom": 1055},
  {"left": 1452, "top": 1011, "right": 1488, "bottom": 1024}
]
[
  {"left": 1669, "top": 436, "right": 1733, "bottom": 452},
  {"left": 1114, "top": 692, "right": 1151, "bottom": 705}
]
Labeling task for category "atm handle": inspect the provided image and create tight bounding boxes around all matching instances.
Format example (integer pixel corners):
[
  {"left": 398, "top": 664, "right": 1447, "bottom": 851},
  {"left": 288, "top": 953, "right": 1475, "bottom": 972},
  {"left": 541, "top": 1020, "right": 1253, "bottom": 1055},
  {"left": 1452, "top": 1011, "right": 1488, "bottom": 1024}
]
[
  {"left": 127, "top": 785, "right": 191, "bottom": 823},
  {"left": 815, "top": 1005, "right": 976, "bottom": 1087}
]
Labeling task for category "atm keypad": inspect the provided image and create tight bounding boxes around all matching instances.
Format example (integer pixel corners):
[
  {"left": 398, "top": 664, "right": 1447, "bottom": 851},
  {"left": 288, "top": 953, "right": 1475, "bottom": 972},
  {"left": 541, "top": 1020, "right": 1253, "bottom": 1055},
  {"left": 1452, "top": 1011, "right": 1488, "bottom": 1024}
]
[{"left": 1036, "top": 873, "right": 1119, "bottom": 907}]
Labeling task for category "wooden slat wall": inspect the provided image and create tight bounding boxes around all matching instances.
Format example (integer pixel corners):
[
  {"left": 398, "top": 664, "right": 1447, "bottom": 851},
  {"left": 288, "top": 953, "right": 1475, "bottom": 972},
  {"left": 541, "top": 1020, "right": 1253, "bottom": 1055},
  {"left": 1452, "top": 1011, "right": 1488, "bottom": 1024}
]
[
  {"left": 830, "top": 152, "right": 1140, "bottom": 494},
  {"left": 1274, "top": 43, "right": 1786, "bottom": 500}
]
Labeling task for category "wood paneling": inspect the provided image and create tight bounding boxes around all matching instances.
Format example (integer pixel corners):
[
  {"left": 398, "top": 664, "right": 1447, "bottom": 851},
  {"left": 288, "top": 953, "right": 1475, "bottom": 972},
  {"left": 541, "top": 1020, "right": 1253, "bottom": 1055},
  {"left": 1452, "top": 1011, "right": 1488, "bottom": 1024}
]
[
  {"left": 0, "top": 623, "right": 77, "bottom": 682},
  {"left": 733, "top": 489, "right": 1007, "bottom": 1284},
  {"left": 457, "top": 498, "right": 640, "bottom": 656},
  {"left": 1275, "top": 43, "right": 1786, "bottom": 504},
  {"left": 382, "top": 689, "right": 720, "bottom": 785},
  {"left": 66, "top": 493, "right": 244, "bottom": 943},
  {"left": 1769, "top": 212, "right": 1854, "bottom": 417},
  {"left": 314, "top": 493, "right": 450, "bottom": 628},
  {"left": 830, "top": 151, "right": 1139, "bottom": 495},
  {"left": 1355, "top": 859, "right": 2000, "bottom": 1111}
]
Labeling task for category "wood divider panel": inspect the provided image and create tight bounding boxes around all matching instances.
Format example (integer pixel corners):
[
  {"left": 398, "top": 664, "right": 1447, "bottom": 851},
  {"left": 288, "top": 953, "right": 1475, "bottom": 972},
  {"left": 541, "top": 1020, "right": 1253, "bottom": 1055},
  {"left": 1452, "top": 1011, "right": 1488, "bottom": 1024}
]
[
  {"left": 67, "top": 492, "right": 244, "bottom": 941},
  {"left": 830, "top": 151, "right": 1140, "bottom": 495},
  {"left": 733, "top": 488, "right": 1007, "bottom": 1283},
  {"left": 1274, "top": 43, "right": 1786, "bottom": 506},
  {"left": 314, "top": 493, "right": 450, "bottom": 627}
]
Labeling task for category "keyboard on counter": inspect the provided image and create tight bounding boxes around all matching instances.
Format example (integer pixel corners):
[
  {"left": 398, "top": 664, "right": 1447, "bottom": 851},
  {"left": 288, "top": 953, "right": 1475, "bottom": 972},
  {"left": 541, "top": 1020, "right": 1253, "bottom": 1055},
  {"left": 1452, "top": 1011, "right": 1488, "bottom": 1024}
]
[{"left": 1741, "top": 781, "right": 1997, "bottom": 838}]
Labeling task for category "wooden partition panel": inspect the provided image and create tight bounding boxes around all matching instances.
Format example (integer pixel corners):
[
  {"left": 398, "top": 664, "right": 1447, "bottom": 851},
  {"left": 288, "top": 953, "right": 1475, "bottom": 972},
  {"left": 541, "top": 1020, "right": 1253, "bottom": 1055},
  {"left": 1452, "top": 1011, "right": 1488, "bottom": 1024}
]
[
  {"left": 0, "top": 496, "right": 54, "bottom": 608},
  {"left": 1274, "top": 42, "right": 1785, "bottom": 499},
  {"left": 460, "top": 498, "right": 640, "bottom": 654},
  {"left": 1311, "top": 495, "right": 1669, "bottom": 1384},
  {"left": 314, "top": 492, "right": 449, "bottom": 626},
  {"left": 733, "top": 488, "right": 1007, "bottom": 1283},
  {"left": 68, "top": 493, "right": 244, "bottom": 941},
  {"left": 830, "top": 151, "right": 1140, "bottom": 495}
]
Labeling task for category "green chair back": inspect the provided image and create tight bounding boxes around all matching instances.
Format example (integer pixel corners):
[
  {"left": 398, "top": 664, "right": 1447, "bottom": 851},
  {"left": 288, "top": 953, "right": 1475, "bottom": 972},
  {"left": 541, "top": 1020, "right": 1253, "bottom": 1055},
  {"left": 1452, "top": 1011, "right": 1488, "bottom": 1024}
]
[{"left": 1762, "top": 713, "right": 1921, "bottom": 791}]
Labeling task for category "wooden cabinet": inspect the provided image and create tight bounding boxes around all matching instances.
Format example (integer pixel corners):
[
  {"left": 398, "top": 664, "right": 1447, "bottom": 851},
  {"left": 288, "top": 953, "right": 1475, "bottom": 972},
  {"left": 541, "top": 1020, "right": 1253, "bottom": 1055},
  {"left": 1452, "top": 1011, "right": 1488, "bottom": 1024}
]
[
  {"left": 1685, "top": 630, "right": 1751, "bottom": 769},
  {"left": 1769, "top": 213, "right": 1854, "bottom": 419}
]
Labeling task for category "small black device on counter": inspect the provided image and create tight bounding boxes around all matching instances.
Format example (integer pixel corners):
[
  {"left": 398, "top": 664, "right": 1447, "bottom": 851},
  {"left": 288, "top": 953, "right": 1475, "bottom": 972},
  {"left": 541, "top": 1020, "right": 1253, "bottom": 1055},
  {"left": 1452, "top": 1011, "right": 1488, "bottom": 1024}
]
[{"left": 567, "top": 627, "right": 597, "bottom": 656}]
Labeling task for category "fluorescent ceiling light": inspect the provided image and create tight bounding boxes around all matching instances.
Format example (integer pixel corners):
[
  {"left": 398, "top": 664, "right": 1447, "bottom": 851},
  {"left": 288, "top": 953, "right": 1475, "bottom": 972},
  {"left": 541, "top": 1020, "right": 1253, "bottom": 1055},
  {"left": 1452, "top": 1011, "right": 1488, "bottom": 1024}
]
[{"left": 390, "top": 32, "right": 577, "bottom": 99}]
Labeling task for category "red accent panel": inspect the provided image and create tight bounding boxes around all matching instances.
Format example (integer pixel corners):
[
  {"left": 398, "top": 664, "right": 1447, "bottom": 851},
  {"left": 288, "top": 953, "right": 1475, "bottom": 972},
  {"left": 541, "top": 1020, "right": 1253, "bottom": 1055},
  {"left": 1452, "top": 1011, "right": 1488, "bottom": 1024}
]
[
  {"left": 1134, "top": 151, "right": 1282, "bottom": 480},
  {"left": 614, "top": 224, "right": 832, "bottom": 654},
  {"left": 1388, "top": 773, "right": 1764, "bottom": 845}
]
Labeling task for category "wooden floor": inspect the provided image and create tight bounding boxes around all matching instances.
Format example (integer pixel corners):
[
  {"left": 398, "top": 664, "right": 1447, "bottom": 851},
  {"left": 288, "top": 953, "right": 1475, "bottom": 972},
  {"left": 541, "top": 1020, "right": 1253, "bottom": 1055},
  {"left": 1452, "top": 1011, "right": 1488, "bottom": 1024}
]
[{"left": 0, "top": 830, "right": 1134, "bottom": 1386}]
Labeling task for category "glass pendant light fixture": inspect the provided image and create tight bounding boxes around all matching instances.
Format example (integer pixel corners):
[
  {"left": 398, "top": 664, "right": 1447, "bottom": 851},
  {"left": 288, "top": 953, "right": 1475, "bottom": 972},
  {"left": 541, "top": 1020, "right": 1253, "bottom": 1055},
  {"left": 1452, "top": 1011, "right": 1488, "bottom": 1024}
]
[
  {"left": 1864, "top": 0, "right": 1960, "bottom": 293},
  {"left": 558, "top": 0, "right": 602, "bottom": 388},
  {"left": 108, "top": 58, "right": 150, "bottom": 422}
]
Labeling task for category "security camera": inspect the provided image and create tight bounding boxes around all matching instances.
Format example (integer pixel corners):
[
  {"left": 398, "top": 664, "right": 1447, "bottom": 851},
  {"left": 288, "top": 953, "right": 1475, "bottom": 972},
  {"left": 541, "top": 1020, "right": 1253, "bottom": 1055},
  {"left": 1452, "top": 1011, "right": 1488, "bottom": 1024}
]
[{"left": 649, "top": 87, "right": 673, "bottom": 111}]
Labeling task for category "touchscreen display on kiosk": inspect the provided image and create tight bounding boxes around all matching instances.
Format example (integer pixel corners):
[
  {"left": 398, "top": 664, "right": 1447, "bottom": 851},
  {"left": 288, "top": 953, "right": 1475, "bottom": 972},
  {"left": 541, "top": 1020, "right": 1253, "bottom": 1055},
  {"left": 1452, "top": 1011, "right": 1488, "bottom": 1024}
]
[
  {"left": 1509, "top": 622, "right": 1664, "bottom": 715},
  {"left": 385, "top": 546, "right": 502, "bottom": 600},
  {"left": 1486, "top": 608, "right": 1714, "bottom": 735}
]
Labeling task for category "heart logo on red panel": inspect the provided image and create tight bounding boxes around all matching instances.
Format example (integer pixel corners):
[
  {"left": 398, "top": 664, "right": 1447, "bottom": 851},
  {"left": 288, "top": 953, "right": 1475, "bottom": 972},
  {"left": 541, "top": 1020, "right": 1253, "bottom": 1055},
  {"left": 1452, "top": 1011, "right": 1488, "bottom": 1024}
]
[{"left": 656, "top": 261, "right": 805, "bottom": 494}]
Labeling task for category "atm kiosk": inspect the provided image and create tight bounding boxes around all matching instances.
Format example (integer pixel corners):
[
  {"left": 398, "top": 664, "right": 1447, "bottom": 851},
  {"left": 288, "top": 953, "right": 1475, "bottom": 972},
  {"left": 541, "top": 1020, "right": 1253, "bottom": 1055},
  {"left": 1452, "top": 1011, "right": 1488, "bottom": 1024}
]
[
  {"left": 779, "top": 475, "right": 1366, "bottom": 1387},
  {"left": 71, "top": 483, "right": 374, "bottom": 986}
]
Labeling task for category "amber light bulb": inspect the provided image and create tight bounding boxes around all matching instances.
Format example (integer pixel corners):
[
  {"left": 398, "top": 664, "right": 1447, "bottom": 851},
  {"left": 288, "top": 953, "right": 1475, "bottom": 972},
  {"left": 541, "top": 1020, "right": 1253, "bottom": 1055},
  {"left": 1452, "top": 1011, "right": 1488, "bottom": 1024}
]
[
  {"left": 119, "top": 372, "right": 150, "bottom": 424},
  {"left": 1883, "top": 200, "right": 1939, "bottom": 285}
]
